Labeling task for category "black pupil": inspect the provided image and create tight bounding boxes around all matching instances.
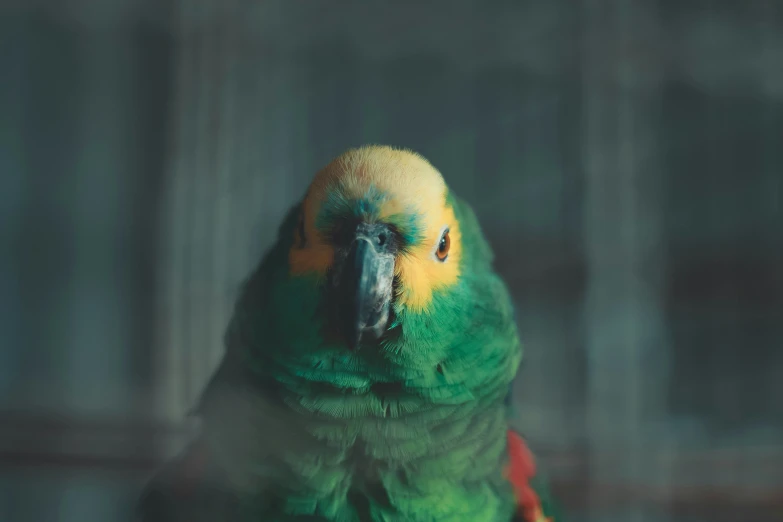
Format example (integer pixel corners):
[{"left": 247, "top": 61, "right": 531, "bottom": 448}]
[{"left": 438, "top": 234, "right": 448, "bottom": 255}]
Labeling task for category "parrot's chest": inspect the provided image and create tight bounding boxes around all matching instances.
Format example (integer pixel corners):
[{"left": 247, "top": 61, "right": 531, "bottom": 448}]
[{"left": 270, "top": 413, "right": 515, "bottom": 522}]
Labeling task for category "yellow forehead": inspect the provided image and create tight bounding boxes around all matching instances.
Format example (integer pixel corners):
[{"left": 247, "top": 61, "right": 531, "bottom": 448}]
[
  {"left": 309, "top": 145, "right": 446, "bottom": 214},
  {"left": 289, "top": 145, "right": 461, "bottom": 311}
]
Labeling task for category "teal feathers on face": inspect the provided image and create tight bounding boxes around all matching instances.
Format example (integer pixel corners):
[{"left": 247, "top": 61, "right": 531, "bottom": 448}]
[
  {"left": 316, "top": 183, "right": 426, "bottom": 253},
  {"left": 316, "top": 183, "right": 388, "bottom": 232},
  {"left": 193, "top": 147, "right": 524, "bottom": 522}
]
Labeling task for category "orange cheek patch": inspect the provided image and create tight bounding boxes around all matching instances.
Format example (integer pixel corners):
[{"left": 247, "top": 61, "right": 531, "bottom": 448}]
[
  {"left": 288, "top": 192, "right": 335, "bottom": 277},
  {"left": 288, "top": 242, "right": 333, "bottom": 276}
]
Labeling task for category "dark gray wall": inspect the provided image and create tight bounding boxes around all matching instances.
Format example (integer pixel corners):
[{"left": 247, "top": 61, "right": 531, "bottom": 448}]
[{"left": 0, "top": 2, "right": 173, "bottom": 521}]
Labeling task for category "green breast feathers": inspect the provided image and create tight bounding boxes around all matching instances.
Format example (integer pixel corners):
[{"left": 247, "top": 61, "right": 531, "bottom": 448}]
[{"left": 137, "top": 146, "right": 560, "bottom": 522}]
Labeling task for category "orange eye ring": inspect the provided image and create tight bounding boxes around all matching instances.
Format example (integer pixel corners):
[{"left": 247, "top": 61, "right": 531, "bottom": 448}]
[{"left": 436, "top": 230, "right": 450, "bottom": 261}]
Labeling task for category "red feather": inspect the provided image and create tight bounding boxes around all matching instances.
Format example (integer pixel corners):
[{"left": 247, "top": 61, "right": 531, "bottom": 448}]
[{"left": 505, "top": 430, "right": 549, "bottom": 522}]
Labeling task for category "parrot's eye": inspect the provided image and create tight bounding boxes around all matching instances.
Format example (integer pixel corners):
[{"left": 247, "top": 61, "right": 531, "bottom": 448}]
[{"left": 436, "top": 229, "right": 450, "bottom": 261}]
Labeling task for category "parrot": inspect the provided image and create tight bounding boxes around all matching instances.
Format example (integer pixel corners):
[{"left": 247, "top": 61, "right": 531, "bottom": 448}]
[{"left": 137, "top": 145, "right": 562, "bottom": 522}]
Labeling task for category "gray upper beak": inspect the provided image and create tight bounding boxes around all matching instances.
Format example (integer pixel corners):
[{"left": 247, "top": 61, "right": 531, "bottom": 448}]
[{"left": 331, "top": 223, "right": 396, "bottom": 350}]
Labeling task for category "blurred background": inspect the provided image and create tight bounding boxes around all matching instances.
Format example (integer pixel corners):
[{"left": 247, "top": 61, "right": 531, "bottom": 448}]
[{"left": 1, "top": 1, "right": 782, "bottom": 521}]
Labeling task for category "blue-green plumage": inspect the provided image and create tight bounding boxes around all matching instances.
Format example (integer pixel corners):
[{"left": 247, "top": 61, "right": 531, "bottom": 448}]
[
  {"left": 317, "top": 184, "right": 426, "bottom": 252},
  {"left": 137, "top": 146, "right": 561, "bottom": 522}
]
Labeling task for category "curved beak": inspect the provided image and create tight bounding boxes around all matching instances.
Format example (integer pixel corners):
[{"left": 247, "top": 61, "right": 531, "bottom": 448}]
[{"left": 331, "top": 223, "right": 396, "bottom": 350}]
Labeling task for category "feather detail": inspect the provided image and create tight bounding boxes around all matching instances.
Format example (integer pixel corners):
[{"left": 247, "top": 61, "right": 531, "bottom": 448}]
[{"left": 505, "top": 430, "right": 553, "bottom": 522}]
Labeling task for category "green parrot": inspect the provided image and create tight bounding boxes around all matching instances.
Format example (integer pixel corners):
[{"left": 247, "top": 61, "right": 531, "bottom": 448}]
[{"left": 138, "top": 145, "right": 562, "bottom": 522}]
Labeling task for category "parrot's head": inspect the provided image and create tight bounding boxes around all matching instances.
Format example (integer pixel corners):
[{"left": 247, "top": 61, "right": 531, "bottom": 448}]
[
  {"left": 289, "top": 145, "right": 468, "bottom": 350},
  {"left": 233, "top": 145, "right": 520, "bottom": 410}
]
